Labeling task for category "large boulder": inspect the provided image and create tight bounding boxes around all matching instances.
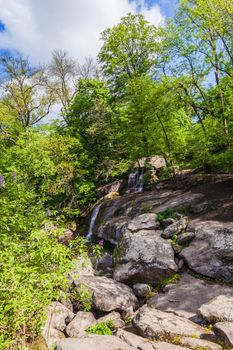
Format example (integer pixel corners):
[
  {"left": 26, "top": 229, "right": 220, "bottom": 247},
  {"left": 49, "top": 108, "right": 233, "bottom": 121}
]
[
  {"left": 43, "top": 302, "right": 75, "bottom": 332},
  {"left": 96, "top": 216, "right": 128, "bottom": 244},
  {"left": 41, "top": 302, "right": 74, "bottom": 348},
  {"left": 177, "top": 337, "right": 222, "bottom": 350},
  {"left": 180, "top": 221, "right": 233, "bottom": 282},
  {"left": 114, "top": 229, "right": 177, "bottom": 285},
  {"left": 56, "top": 335, "right": 137, "bottom": 350},
  {"left": 135, "top": 156, "right": 166, "bottom": 170},
  {"left": 42, "top": 328, "right": 65, "bottom": 349},
  {"left": 127, "top": 213, "right": 160, "bottom": 232},
  {"left": 116, "top": 330, "right": 190, "bottom": 350},
  {"left": 147, "top": 273, "right": 233, "bottom": 322},
  {"left": 65, "top": 311, "right": 96, "bottom": 338},
  {"left": 198, "top": 295, "right": 233, "bottom": 324},
  {"left": 116, "top": 329, "right": 154, "bottom": 349},
  {"left": 214, "top": 322, "right": 233, "bottom": 348},
  {"left": 133, "top": 305, "right": 212, "bottom": 341},
  {"left": 73, "top": 275, "right": 138, "bottom": 312}
]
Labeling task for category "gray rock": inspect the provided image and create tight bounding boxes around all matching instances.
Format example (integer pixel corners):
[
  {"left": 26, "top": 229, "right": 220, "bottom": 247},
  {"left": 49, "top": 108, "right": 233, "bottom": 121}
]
[
  {"left": 43, "top": 302, "right": 75, "bottom": 332},
  {"left": 116, "top": 329, "right": 190, "bottom": 350},
  {"left": 133, "top": 283, "right": 151, "bottom": 298},
  {"left": 189, "top": 202, "right": 208, "bottom": 214},
  {"left": 176, "top": 232, "right": 195, "bottom": 245},
  {"left": 74, "top": 275, "right": 138, "bottom": 312},
  {"left": 177, "top": 337, "right": 222, "bottom": 350},
  {"left": 95, "top": 253, "right": 114, "bottom": 270},
  {"left": 180, "top": 221, "right": 233, "bottom": 282},
  {"left": 42, "top": 327, "right": 65, "bottom": 349},
  {"left": 133, "top": 305, "right": 213, "bottom": 341},
  {"left": 96, "top": 217, "right": 128, "bottom": 244},
  {"left": 199, "top": 295, "right": 233, "bottom": 324},
  {"left": 162, "top": 218, "right": 176, "bottom": 228},
  {"left": 148, "top": 273, "right": 233, "bottom": 323},
  {"left": 162, "top": 217, "right": 188, "bottom": 239},
  {"left": 116, "top": 329, "right": 155, "bottom": 350},
  {"left": 65, "top": 311, "right": 96, "bottom": 338},
  {"left": 214, "top": 322, "right": 233, "bottom": 348},
  {"left": 97, "top": 311, "right": 124, "bottom": 328},
  {"left": 127, "top": 213, "right": 160, "bottom": 232},
  {"left": 56, "top": 335, "right": 137, "bottom": 350},
  {"left": 114, "top": 229, "right": 177, "bottom": 285},
  {"left": 152, "top": 342, "right": 190, "bottom": 350}
]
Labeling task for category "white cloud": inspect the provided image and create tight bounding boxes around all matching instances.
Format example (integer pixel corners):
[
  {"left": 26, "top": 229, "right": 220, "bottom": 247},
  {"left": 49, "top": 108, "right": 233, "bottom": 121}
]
[{"left": 0, "top": 0, "right": 164, "bottom": 64}]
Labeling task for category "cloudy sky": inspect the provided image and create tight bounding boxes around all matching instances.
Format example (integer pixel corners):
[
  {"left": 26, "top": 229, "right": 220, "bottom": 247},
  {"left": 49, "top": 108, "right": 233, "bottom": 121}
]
[{"left": 0, "top": 0, "right": 177, "bottom": 64}]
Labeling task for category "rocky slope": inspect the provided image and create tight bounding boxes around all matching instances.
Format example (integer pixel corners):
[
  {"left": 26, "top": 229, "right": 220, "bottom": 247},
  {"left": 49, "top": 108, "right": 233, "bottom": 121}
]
[{"left": 37, "top": 173, "right": 233, "bottom": 350}]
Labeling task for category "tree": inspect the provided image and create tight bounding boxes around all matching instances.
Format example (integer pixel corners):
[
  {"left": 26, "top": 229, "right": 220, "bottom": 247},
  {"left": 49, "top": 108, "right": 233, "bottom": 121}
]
[
  {"left": 48, "top": 49, "right": 78, "bottom": 116},
  {"left": 0, "top": 54, "right": 55, "bottom": 127},
  {"left": 98, "top": 13, "right": 161, "bottom": 94}
]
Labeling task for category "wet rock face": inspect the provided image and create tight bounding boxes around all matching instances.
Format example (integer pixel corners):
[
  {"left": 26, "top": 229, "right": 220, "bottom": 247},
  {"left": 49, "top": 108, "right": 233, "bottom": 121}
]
[
  {"left": 73, "top": 275, "right": 138, "bottom": 312},
  {"left": 180, "top": 221, "right": 233, "bottom": 282},
  {"left": 114, "top": 229, "right": 178, "bottom": 285},
  {"left": 96, "top": 216, "right": 128, "bottom": 244}
]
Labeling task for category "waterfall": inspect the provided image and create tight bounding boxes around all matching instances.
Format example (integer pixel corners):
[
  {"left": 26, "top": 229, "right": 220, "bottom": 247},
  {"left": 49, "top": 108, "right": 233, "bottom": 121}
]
[
  {"left": 86, "top": 204, "right": 101, "bottom": 241},
  {"left": 127, "top": 167, "right": 145, "bottom": 193}
]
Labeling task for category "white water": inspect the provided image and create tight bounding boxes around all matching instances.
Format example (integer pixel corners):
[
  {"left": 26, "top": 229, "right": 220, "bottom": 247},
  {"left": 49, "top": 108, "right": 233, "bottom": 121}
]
[
  {"left": 86, "top": 204, "right": 101, "bottom": 241},
  {"left": 127, "top": 167, "right": 144, "bottom": 193}
]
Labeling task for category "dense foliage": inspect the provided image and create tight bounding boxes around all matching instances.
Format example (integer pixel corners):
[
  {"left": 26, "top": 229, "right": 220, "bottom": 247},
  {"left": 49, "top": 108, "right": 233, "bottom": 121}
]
[{"left": 0, "top": 0, "right": 232, "bottom": 348}]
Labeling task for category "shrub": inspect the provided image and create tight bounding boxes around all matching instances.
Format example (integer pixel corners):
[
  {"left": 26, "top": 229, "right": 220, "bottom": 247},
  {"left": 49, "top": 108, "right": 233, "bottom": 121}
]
[{"left": 86, "top": 320, "right": 114, "bottom": 335}]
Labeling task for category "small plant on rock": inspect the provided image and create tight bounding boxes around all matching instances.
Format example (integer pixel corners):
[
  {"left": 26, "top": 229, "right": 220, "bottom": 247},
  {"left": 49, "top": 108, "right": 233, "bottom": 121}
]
[
  {"left": 157, "top": 208, "right": 176, "bottom": 222},
  {"left": 86, "top": 320, "right": 114, "bottom": 335},
  {"left": 156, "top": 274, "right": 181, "bottom": 291}
]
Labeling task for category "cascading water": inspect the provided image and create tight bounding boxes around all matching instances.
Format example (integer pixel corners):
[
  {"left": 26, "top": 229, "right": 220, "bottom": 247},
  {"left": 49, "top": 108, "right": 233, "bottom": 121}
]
[
  {"left": 127, "top": 167, "right": 145, "bottom": 193},
  {"left": 86, "top": 203, "right": 101, "bottom": 241}
]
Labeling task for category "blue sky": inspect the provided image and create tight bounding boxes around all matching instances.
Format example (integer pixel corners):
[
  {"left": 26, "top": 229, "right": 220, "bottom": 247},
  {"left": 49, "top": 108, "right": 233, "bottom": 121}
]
[
  {"left": 0, "top": 0, "right": 177, "bottom": 64},
  {"left": 140, "top": 0, "right": 178, "bottom": 17}
]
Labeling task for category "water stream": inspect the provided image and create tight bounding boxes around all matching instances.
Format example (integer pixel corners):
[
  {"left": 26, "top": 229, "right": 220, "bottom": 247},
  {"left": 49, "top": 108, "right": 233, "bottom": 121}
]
[
  {"left": 86, "top": 203, "right": 101, "bottom": 241},
  {"left": 127, "top": 167, "right": 145, "bottom": 193}
]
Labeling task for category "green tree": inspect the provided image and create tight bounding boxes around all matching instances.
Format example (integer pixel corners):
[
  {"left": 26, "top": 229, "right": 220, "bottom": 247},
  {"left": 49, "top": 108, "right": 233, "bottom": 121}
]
[{"left": 98, "top": 13, "right": 161, "bottom": 94}]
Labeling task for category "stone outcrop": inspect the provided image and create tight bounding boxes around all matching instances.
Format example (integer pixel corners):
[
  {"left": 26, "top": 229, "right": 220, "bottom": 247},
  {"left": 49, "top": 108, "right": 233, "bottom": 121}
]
[
  {"left": 73, "top": 275, "right": 138, "bottom": 312},
  {"left": 148, "top": 273, "right": 233, "bottom": 322},
  {"left": 198, "top": 295, "right": 233, "bottom": 324},
  {"left": 177, "top": 337, "right": 222, "bottom": 350},
  {"left": 114, "top": 228, "right": 177, "bottom": 285},
  {"left": 65, "top": 311, "right": 96, "bottom": 338},
  {"left": 133, "top": 305, "right": 212, "bottom": 341},
  {"left": 180, "top": 221, "right": 233, "bottom": 282},
  {"left": 127, "top": 213, "right": 160, "bottom": 232},
  {"left": 56, "top": 335, "right": 137, "bottom": 350},
  {"left": 214, "top": 322, "right": 233, "bottom": 348}
]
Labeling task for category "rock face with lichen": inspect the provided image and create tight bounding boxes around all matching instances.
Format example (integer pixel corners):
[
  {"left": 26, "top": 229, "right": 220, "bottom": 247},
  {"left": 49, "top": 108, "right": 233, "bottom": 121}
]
[
  {"left": 180, "top": 221, "right": 233, "bottom": 282},
  {"left": 114, "top": 228, "right": 178, "bottom": 285}
]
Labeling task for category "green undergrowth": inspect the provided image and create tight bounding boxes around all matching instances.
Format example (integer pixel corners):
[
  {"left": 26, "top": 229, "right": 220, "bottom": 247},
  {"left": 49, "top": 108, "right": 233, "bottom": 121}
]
[{"left": 86, "top": 320, "right": 114, "bottom": 335}]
